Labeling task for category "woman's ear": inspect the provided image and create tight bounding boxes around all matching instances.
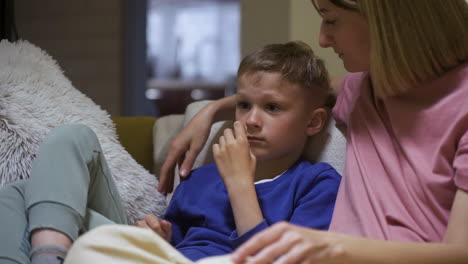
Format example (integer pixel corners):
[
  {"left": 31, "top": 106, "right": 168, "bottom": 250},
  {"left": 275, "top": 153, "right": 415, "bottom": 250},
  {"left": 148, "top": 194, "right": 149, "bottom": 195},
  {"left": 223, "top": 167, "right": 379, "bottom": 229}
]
[{"left": 306, "top": 108, "right": 328, "bottom": 136}]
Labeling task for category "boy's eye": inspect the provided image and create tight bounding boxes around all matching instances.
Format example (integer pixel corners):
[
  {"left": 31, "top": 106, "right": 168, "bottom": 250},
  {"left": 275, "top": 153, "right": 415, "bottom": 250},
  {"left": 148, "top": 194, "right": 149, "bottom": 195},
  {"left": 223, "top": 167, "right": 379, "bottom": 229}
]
[
  {"left": 237, "top": 101, "right": 250, "bottom": 109},
  {"left": 324, "top": 19, "right": 336, "bottom": 25},
  {"left": 266, "top": 104, "right": 280, "bottom": 112}
]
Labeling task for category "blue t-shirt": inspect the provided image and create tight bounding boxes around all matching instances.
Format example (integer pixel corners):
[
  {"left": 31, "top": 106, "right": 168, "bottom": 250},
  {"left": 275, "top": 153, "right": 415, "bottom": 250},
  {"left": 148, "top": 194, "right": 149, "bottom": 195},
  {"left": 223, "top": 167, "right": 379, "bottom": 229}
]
[{"left": 164, "top": 159, "right": 341, "bottom": 261}]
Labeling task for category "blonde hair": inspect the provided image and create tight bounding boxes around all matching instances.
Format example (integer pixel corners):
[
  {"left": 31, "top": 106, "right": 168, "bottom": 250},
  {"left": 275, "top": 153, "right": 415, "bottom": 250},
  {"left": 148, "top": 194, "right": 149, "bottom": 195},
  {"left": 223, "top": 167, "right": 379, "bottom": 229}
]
[
  {"left": 238, "top": 41, "right": 334, "bottom": 107},
  {"left": 314, "top": 0, "right": 468, "bottom": 97}
]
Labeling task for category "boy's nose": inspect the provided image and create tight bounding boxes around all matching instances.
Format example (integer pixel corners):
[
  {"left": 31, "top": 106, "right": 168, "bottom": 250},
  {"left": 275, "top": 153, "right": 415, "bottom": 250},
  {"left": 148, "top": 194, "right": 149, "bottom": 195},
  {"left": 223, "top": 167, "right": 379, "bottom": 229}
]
[{"left": 245, "top": 109, "right": 262, "bottom": 129}]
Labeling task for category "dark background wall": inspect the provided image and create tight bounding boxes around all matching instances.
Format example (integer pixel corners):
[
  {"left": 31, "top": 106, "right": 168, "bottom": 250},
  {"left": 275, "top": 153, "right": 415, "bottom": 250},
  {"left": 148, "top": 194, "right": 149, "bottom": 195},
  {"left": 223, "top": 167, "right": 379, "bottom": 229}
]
[
  {"left": 0, "top": 0, "right": 18, "bottom": 41},
  {"left": 10, "top": 0, "right": 126, "bottom": 116}
]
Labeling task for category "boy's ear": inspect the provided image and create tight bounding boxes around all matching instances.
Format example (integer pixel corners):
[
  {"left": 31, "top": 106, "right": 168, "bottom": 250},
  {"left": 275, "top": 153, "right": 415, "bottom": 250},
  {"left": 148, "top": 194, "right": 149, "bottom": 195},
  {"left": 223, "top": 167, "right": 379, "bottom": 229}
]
[{"left": 306, "top": 108, "right": 328, "bottom": 136}]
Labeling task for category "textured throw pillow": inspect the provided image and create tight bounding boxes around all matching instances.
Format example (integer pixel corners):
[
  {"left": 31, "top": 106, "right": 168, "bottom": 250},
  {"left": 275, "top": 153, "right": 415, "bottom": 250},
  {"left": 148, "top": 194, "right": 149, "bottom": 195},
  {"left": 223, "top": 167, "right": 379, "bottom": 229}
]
[{"left": 0, "top": 40, "right": 166, "bottom": 223}]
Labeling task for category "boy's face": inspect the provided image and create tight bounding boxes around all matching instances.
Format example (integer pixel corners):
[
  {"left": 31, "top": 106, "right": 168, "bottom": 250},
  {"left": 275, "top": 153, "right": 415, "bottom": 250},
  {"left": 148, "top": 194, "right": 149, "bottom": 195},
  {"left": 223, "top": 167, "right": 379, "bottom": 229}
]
[{"left": 236, "top": 71, "right": 319, "bottom": 163}]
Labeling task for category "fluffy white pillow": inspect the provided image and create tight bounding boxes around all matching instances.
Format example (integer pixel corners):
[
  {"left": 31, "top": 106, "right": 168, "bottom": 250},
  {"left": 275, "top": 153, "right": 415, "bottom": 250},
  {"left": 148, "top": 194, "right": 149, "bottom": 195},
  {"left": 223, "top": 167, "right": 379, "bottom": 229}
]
[{"left": 0, "top": 40, "right": 166, "bottom": 223}]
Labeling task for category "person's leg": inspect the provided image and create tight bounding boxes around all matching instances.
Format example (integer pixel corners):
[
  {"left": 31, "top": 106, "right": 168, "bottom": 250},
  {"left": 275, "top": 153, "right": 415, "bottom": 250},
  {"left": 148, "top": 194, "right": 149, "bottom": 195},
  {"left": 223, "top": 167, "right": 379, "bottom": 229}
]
[
  {"left": 64, "top": 225, "right": 193, "bottom": 264},
  {"left": 24, "top": 124, "right": 127, "bottom": 260},
  {"left": 0, "top": 181, "right": 31, "bottom": 264}
]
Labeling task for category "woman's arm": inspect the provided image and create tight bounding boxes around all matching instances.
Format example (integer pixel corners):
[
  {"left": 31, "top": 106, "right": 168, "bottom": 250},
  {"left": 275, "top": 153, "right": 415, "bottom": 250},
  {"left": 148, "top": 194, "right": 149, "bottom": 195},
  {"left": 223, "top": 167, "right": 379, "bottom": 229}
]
[
  {"left": 158, "top": 95, "right": 237, "bottom": 194},
  {"left": 232, "top": 189, "right": 468, "bottom": 264},
  {"left": 444, "top": 189, "right": 468, "bottom": 244}
]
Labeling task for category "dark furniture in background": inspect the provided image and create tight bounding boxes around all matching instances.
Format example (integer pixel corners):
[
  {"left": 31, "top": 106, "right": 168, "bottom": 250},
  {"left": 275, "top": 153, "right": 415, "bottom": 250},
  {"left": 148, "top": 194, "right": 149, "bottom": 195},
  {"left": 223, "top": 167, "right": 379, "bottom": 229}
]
[{"left": 0, "top": 0, "right": 18, "bottom": 41}]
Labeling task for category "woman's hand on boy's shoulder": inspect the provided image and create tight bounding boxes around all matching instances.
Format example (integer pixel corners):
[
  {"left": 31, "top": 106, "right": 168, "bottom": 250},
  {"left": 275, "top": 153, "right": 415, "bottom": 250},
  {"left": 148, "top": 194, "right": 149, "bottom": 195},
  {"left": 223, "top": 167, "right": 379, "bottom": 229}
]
[
  {"left": 158, "top": 96, "right": 238, "bottom": 194},
  {"left": 158, "top": 102, "right": 217, "bottom": 194}
]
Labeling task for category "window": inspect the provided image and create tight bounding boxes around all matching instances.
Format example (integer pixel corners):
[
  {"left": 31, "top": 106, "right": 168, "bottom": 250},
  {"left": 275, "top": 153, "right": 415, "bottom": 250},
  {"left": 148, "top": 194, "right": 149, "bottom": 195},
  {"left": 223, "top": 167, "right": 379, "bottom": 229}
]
[
  {"left": 146, "top": 0, "right": 240, "bottom": 115},
  {"left": 147, "top": 0, "right": 240, "bottom": 82}
]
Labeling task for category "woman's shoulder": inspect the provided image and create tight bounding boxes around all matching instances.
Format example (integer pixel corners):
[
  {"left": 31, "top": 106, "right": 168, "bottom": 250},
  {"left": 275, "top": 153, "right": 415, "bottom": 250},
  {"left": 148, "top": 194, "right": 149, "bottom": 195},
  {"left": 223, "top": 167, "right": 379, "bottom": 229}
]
[
  {"left": 419, "top": 62, "right": 468, "bottom": 103},
  {"left": 423, "top": 62, "right": 468, "bottom": 90},
  {"left": 446, "top": 62, "right": 468, "bottom": 89},
  {"left": 433, "top": 62, "right": 468, "bottom": 87},
  {"left": 332, "top": 72, "right": 370, "bottom": 126}
]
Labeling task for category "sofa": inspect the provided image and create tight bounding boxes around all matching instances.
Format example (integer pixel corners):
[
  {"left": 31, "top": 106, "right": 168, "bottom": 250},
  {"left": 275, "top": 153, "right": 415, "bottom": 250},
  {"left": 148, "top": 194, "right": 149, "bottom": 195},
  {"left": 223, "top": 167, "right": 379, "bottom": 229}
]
[{"left": 112, "top": 116, "right": 158, "bottom": 174}]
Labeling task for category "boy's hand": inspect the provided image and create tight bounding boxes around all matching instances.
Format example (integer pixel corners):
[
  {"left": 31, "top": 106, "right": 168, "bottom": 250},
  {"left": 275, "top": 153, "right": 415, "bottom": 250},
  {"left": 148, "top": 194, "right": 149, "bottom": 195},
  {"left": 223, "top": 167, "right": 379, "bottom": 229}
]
[
  {"left": 213, "top": 121, "right": 263, "bottom": 236},
  {"left": 135, "top": 214, "right": 172, "bottom": 241},
  {"left": 212, "top": 121, "right": 256, "bottom": 187}
]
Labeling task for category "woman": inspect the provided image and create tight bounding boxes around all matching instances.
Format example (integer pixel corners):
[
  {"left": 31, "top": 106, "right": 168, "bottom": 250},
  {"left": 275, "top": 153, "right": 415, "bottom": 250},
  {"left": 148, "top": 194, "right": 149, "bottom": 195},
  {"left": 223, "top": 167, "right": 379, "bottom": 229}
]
[{"left": 159, "top": 0, "right": 468, "bottom": 263}]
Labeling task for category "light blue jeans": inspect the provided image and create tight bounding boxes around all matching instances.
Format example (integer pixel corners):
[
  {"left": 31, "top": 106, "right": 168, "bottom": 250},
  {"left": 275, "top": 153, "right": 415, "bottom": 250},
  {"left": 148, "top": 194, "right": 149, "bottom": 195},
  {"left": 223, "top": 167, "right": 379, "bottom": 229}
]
[{"left": 0, "top": 124, "right": 128, "bottom": 264}]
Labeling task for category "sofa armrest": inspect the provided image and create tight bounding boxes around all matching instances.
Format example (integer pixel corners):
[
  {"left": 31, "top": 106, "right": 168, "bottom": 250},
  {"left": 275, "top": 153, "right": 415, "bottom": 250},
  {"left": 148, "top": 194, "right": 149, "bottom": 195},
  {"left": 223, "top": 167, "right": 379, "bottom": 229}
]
[
  {"left": 112, "top": 116, "right": 157, "bottom": 173},
  {"left": 153, "top": 114, "right": 185, "bottom": 178}
]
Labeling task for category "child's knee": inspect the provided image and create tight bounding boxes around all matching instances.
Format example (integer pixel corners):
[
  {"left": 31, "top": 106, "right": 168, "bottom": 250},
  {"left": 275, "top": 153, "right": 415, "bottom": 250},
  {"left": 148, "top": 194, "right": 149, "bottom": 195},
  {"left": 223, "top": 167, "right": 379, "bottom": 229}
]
[{"left": 44, "top": 124, "right": 99, "bottom": 149}]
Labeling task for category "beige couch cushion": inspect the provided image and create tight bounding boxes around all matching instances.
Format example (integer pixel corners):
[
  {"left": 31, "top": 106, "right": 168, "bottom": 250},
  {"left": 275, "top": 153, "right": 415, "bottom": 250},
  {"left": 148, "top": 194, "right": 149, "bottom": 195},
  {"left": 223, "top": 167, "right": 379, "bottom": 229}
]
[{"left": 153, "top": 114, "right": 185, "bottom": 176}]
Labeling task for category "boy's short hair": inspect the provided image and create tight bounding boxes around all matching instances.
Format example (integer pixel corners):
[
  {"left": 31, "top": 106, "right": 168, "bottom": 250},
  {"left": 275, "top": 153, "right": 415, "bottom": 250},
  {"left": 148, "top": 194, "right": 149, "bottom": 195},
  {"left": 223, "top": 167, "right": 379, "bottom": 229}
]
[{"left": 237, "top": 41, "right": 334, "bottom": 108}]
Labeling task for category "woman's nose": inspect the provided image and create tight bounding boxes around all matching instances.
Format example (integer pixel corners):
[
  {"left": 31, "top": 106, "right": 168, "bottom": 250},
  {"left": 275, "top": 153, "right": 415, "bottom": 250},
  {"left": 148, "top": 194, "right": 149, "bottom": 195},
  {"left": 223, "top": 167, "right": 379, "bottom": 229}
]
[{"left": 318, "top": 24, "right": 334, "bottom": 48}]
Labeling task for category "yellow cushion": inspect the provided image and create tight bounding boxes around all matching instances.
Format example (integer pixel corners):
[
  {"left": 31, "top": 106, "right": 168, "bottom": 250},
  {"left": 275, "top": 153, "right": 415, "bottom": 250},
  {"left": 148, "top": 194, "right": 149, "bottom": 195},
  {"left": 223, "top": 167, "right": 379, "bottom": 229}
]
[{"left": 112, "top": 117, "right": 157, "bottom": 173}]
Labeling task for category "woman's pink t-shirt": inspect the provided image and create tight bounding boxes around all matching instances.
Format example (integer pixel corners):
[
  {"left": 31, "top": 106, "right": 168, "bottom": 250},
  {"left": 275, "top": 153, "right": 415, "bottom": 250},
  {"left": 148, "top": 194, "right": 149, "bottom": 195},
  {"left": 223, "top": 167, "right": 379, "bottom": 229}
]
[{"left": 329, "top": 63, "right": 468, "bottom": 242}]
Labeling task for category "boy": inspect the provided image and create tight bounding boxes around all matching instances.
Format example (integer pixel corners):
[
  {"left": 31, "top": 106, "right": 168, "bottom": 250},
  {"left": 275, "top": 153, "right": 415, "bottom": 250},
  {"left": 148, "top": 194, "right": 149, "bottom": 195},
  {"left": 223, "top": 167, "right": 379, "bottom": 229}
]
[{"left": 65, "top": 41, "right": 341, "bottom": 263}]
